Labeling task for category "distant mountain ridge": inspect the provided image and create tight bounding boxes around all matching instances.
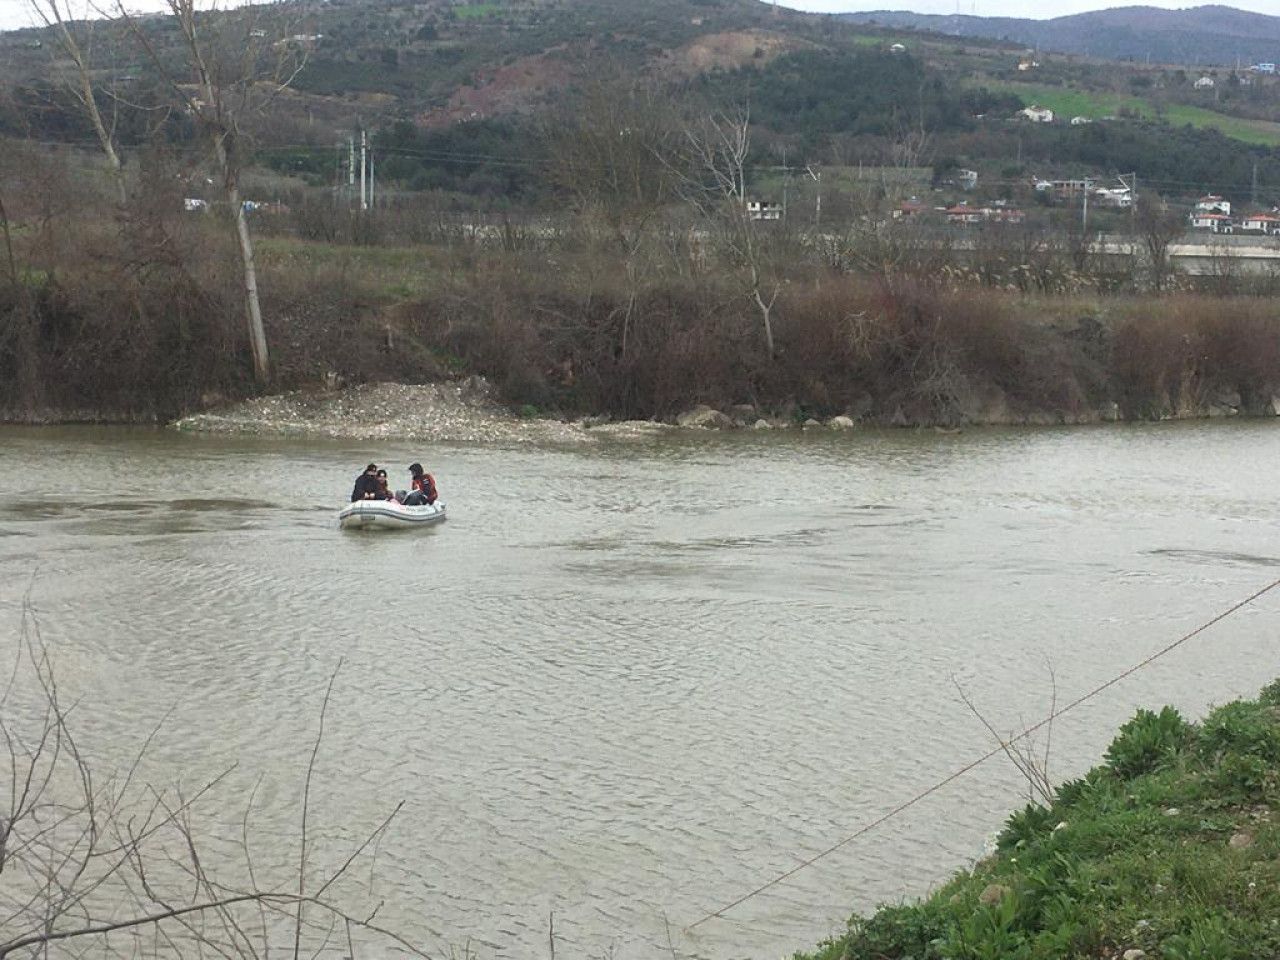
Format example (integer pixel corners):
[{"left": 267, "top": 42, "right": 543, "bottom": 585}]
[{"left": 839, "top": 5, "right": 1280, "bottom": 66}]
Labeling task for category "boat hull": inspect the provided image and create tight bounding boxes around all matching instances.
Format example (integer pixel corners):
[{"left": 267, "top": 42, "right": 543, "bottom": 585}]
[{"left": 338, "top": 500, "right": 446, "bottom": 531}]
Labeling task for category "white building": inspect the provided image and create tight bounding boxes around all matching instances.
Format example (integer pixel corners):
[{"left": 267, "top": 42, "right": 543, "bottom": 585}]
[
  {"left": 1188, "top": 212, "right": 1232, "bottom": 233},
  {"left": 1070, "top": 115, "right": 1093, "bottom": 125},
  {"left": 1194, "top": 76, "right": 1215, "bottom": 90},
  {"left": 1238, "top": 213, "right": 1280, "bottom": 235},
  {"left": 1018, "top": 105, "right": 1055, "bottom": 123},
  {"left": 747, "top": 200, "right": 782, "bottom": 221},
  {"left": 1094, "top": 187, "right": 1132, "bottom": 209},
  {"left": 1195, "top": 195, "right": 1231, "bottom": 216}
]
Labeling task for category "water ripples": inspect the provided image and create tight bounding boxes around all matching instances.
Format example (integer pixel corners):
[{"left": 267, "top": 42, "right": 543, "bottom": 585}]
[{"left": 3, "top": 423, "right": 1280, "bottom": 958}]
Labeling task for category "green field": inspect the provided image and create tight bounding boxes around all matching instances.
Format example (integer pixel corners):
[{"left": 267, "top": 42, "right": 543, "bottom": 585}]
[
  {"left": 990, "top": 82, "right": 1280, "bottom": 147},
  {"left": 454, "top": 3, "right": 502, "bottom": 18}
]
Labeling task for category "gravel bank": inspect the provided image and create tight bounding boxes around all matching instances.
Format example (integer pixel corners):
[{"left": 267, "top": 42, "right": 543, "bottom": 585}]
[
  {"left": 171, "top": 380, "right": 671, "bottom": 444},
  {"left": 172, "top": 381, "right": 584, "bottom": 443}
]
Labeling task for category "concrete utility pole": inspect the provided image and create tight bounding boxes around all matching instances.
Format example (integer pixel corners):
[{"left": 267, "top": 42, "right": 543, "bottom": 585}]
[
  {"left": 360, "top": 128, "right": 368, "bottom": 211},
  {"left": 1119, "top": 172, "right": 1137, "bottom": 234},
  {"left": 348, "top": 135, "right": 355, "bottom": 208},
  {"left": 781, "top": 147, "right": 788, "bottom": 222},
  {"left": 370, "top": 150, "right": 375, "bottom": 210},
  {"left": 806, "top": 165, "right": 822, "bottom": 229}
]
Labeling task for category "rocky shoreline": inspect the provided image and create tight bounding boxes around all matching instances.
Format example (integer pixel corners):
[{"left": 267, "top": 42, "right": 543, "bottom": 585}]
[{"left": 12, "top": 378, "right": 1280, "bottom": 440}]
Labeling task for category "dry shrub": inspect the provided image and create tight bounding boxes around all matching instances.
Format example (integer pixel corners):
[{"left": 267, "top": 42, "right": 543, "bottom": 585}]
[
  {"left": 1111, "top": 296, "right": 1280, "bottom": 417},
  {"left": 771, "top": 275, "right": 1093, "bottom": 423}
]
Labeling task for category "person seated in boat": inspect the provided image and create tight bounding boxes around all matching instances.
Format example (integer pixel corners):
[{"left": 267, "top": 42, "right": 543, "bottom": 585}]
[
  {"left": 402, "top": 462, "right": 438, "bottom": 506},
  {"left": 374, "top": 469, "right": 399, "bottom": 502},
  {"left": 350, "top": 463, "right": 382, "bottom": 502}
]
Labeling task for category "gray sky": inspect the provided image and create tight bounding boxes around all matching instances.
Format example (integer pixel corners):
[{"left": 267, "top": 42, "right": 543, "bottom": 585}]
[
  {"left": 1, "top": 0, "right": 1276, "bottom": 32},
  {"left": 784, "top": 0, "right": 1277, "bottom": 14}
]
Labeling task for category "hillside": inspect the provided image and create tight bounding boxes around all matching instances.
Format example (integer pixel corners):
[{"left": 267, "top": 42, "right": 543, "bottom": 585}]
[
  {"left": 841, "top": 4, "right": 1280, "bottom": 67},
  {"left": 2, "top": 0, "right": 1279, "bottom": 209}
]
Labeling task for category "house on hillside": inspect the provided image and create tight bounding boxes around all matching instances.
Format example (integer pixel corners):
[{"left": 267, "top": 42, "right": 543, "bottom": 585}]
[
  {"left": 945, "top": 204, "right": 1024, "bottom": 225},
  {"left": 1017, "top": 58, "right": 1040, "bottom": 72},
  {"left": 889, "top": 43, "right": 907, "bottom": 54},
  {"left": 1193, "top": 76, "right": 1215, "bottom": 90},
  {"left": 747, "top": 200, "right": 782, "bottom": 221},
  {"left": 1238, "top": 212, "right": 1280, "bottom": 235},
  {"left": 1188, "top": 212, "right": 1233, "bottom": 233},
  {"left": 1050, "top": 178, "right": 1096, "bottom": 201},
  {"left": 894, "top": 199, "right": 929, "bottom": 220},
  {"left": 1251, "top": 63, "right": 1276, "bottom": 75},
  {"left": 946, "top": 204, "right": 986, "bottom": 225},
  {"left": 1195, "top": 195, "right": 1231, "bottom": 215},
  {"left": 1018, "top": 105, "right": 1055, "bottom": 123},
  {"left": 1094, "top": 187, "right": 1133, "bottom": 209}
]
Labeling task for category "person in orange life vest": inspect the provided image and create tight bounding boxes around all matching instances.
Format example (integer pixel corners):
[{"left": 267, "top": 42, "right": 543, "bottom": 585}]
[{"left": 404, "top": 462, "right": 437, "bottom": 506}]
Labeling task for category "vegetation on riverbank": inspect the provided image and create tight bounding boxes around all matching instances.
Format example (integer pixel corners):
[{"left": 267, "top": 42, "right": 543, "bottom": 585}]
[{"left": 799, "top": 681, "right": 1280, "bottom": 960}]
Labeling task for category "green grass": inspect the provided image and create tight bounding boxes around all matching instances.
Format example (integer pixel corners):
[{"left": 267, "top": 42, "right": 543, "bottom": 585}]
[
  {"left": 453, "top": 3, "right": 502, "bottom": 18},
  {"left": 798, "top": 681, "right": 1280, "bottom": 960},
  {"left": 986, "top": 82, "right": 1280, "bottom": 147}
]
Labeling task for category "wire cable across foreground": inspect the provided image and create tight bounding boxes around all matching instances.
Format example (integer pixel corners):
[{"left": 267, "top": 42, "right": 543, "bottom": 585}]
[{"left": 686, "top": 574, "right": 1280, "bottom": 932}]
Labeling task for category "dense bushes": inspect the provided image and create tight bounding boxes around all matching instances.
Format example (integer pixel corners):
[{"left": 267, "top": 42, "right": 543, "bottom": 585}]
[{"left": 404, "top": 262, "right": 1280, "bottom": 425}]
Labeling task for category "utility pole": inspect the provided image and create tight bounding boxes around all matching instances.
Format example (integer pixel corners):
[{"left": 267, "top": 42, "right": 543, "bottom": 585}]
[
  {"left": 781, "top": 147, "right": 788, "bottom": 222},
  {"left": 348, "top": 135, "right": 355, "bottom": 208},
  {"left": 1082, "top": 182, "right": 1089, "bottom": 235},
  {"left": 806, "top": 165, "right": 822, "bottom": 230},
  {"left": 370, "top": 149, "right": 375, "bottom": 210},
  {"left": 1252, "top": 161, "right": 1259, "bottom": 206},
  {"left": 359, "top": 128, "right": 368, "bottom": 212}
]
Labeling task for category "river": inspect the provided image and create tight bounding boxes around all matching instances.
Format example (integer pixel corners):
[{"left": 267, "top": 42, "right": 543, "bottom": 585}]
[{"left": 1, "top": 422, "right": 1278, "bottom": 959}]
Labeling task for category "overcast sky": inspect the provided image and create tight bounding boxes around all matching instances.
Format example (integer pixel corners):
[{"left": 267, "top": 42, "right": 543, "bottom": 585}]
[
  {"left": 785, "top": 0, "right": 1277, "bottom": 15},
  {"left": 1, "top": 0, "right": 1276, "bottom": 33}
]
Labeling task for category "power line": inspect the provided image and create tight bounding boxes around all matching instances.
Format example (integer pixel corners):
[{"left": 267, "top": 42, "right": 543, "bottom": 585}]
[{"left": 685, "top": 575, "right": 1280, "bottom": 931}]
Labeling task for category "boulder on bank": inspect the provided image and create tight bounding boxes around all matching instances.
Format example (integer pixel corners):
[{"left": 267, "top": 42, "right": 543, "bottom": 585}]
[
  {"left": 827, "top": 415, "right": 855, "bottom": 430},
  {"left": 675, "top": 405, "right": 735, "bottom": 429}
]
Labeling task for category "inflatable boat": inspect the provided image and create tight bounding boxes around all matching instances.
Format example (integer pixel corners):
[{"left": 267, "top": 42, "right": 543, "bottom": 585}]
[{"left": 338, "top": 500, "right": 447, "bottom": 531}]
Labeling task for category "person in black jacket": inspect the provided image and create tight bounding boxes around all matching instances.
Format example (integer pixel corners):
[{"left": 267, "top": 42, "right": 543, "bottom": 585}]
[{"left": 350, "top": 463, "right": 381, "bottom": 502}]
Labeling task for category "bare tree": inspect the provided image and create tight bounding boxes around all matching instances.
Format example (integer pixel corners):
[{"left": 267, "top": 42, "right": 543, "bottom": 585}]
[
  {"left": 0, "top": 602, "right": 426, "bottom": 959},
  {"left": 1136, "top": 193, "right": 1185, "bottom": 293},
  {"left": 29, "top": 0, "right": 128, "bottom": 205},
  {"left": 543, "top": 74, "right": 680, "bottom": 358},
  {"left": 678, "top": 107, "right": 777, "bottom": 356},
  {"left": 543, "top": 73, "right": 677, "bottom": 249},
  {"left": 120, "top": 0, "right": 310, "bottom": 385}
]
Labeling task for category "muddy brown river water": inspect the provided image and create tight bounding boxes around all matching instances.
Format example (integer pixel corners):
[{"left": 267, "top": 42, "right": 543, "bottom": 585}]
[{"left": 2, "top": 422, "right": 1278, "bottom": 958}]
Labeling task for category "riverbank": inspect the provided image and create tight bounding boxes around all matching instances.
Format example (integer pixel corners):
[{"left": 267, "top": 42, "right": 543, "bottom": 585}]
[
  {"left": 169, "top": 379, "right": 680, "bottom": 443},
  {"left": 163, "top": 378, "right": 1280, "bottom": 444},
  {"left": 799, "top": 681, "right": 1280, "bottom": 960}
]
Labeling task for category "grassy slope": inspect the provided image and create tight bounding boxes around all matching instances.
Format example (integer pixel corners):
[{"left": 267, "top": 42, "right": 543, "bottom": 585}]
[
  {"left": 799, "top": 681, "right": 1280, "bottom": 960},
  {"left": 989, "top": 81, "right": 1280, "bottom": 147}
]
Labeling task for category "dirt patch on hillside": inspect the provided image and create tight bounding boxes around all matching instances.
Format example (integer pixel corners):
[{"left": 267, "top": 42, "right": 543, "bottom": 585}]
[
  {"left": 420, "top": 51, "right": 571, "bottom": 127},
  {"left": 663, "top": 29, "right": 802, "bottom": 77}
]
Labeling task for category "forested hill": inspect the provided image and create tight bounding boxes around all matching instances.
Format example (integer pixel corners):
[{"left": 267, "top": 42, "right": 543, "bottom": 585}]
[
  {"left": 2, "top": 0, "right": 1280, "bottom": 206},
  {"left": 841, "top": 5, "right": 1280, "bottom": 67}
]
